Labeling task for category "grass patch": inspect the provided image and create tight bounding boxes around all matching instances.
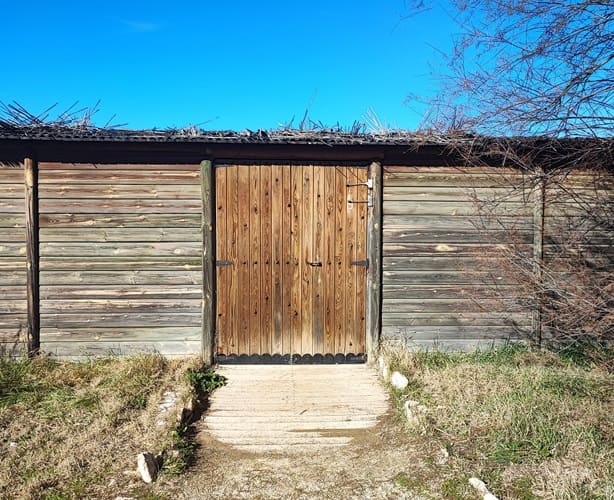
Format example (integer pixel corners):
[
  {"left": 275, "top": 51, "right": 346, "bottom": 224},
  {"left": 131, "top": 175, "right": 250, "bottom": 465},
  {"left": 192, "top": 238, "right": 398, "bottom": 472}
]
[
  {"left": 382, "top": 343, "right": 614, "bottom": 499},
  {"left": 0, "top": 353, "right": 222, "bottom": 499}
]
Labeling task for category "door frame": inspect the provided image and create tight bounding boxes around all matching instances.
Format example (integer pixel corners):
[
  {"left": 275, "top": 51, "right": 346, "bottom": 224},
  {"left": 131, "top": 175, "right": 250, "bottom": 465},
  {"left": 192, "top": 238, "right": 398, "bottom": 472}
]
[{"left": 201, "top": 160, "right": 382, "bottom": 365}]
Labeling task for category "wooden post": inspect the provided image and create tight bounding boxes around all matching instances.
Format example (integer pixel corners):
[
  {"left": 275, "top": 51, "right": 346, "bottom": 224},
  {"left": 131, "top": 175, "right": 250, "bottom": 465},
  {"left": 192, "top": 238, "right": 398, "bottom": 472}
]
[
  {"left": 532, "top": 171, "right": 545, "bottom": 347},
  {"left": 365, "top": 161, "right": 383, "bottom": 363},
  {"left": 201, "top": 160, "right": 215, "bottom": 365},
  {"left": 24, "top": 157, "right": 40, "bottom": 356}
]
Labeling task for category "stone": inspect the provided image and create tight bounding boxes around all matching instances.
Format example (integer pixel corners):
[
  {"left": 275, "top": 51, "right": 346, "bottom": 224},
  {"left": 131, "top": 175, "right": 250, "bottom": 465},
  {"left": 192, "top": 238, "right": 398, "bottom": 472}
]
[
  {"left": 434, "top": 447, "right": 449, "bottom": 465},
  {"left": 390, "top": 371, "right": 409, "bottom": 390},
  {"left": 469, "top": 477, "right": 499, "bottom": 499},
  {"left": 137, "top": 452, "right": 158, "bottom": 484}
]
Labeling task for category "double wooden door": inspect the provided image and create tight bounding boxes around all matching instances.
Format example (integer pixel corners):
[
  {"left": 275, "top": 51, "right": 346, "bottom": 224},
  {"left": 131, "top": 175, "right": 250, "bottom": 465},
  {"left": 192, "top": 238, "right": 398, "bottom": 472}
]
[{"left": 215, "top": 163, "right": 369, "bottom": 359}]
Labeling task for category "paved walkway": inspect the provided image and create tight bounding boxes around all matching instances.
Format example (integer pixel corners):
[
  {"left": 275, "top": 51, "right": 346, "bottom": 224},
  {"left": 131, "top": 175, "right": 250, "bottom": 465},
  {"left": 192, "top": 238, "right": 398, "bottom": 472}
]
[{"left": 203, "top": 364, "right": 390, "bottom": 453}]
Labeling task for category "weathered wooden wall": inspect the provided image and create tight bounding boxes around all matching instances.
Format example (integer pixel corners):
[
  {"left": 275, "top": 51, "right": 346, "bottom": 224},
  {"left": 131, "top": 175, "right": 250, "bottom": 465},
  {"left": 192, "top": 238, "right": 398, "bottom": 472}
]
[
  {"left": 0, "top": 162, "right": 27, "bottom": 355},
  {"left": 381, "top": 166, "right": 534, "bottom": 350},
  {"left": 37, "top": 163, "right": 203, "bottom": 357}
]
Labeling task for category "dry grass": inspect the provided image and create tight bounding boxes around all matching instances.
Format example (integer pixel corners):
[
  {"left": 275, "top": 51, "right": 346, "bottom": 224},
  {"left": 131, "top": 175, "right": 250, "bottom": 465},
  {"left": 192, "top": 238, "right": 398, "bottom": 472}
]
[
  {"left": 0, "top": 353, "right": 204, "bottom": 499},
  {"left": 382, "top": 343, "right": 614, "bottom": 499}
]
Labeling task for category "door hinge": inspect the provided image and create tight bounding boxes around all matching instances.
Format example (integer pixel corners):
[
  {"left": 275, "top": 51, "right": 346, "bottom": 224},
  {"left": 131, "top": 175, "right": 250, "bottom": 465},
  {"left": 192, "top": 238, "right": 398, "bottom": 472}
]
[
  {"left": 216, "top": 260, "right": 233, "bottom": 266},
  {"left": 351, "top": 259, "right": 369, "bottom": 267}
]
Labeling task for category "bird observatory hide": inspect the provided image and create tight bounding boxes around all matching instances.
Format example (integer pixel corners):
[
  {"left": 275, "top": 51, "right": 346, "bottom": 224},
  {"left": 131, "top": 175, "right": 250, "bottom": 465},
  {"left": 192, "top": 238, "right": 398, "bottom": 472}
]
[{"left": 0, "top": 126, "right": 611, "bottom": 363}]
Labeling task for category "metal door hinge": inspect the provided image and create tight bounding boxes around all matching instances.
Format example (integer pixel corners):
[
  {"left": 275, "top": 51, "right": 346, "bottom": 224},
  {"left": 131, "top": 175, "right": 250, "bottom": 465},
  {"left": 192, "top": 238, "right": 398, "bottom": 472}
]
[
  {"left": 216, "top": 260, "right": 233, "bottom": 266},
  {"left": 351, "top": 259, "right": 369, "bottom": 267}
]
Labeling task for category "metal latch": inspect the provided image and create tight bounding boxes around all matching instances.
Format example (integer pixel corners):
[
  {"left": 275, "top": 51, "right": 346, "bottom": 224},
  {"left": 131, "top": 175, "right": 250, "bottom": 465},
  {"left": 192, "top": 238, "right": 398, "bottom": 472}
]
[
  {"left": 216, "top": 260, "right": 233, "bottom": 266},
  {"left": 350, "top": 259, "right": 369, "bottom": 267}
]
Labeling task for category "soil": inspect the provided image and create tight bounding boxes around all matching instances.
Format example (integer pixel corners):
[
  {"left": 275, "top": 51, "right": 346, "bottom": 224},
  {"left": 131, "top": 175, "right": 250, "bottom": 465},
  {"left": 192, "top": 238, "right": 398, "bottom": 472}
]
[{"left": 158, "top": 412, "right": 436, "bottom": 499}]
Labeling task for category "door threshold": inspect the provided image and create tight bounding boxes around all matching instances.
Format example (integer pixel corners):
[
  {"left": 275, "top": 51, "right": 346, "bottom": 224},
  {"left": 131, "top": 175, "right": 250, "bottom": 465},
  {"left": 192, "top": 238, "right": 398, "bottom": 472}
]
[{"left": 215, "top": 353, "right": 367, "bottom": 365}]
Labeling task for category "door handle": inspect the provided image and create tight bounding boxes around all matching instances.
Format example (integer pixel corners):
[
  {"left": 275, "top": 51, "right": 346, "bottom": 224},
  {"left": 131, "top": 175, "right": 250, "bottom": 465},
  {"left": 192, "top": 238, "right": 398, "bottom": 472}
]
[{"left": 307, "top": 261, "right": 322, "bottom": 267}]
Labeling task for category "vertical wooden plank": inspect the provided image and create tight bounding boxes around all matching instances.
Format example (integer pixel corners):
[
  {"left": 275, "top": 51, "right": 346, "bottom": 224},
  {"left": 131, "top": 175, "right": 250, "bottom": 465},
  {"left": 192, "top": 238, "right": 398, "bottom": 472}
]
[
  {"left": 334, "top": 166, "right": 347, "bottom": 354},
  {"left": 237, "top": 166, "right": 251, "bottom": 354},
  {"left": 226, "top": 165, "right": 239, "bottom": 354},
  {"left": 282, "top": 165, "right": 293, "bottom": 354},
  {"left": 355, "top": 167, "right": 368, "bottom": 354},
  {"left": 301, "top": 165, "right": 314, "bottom": 354},
  {"left": 249, "top": 167, "right": 261, "bottom": 354},
  {"left": 532, "top": 171, "right": 545, "bottom": 347},
  {"left": 271, "top": 165, "right": 283, "bottom": 354},
  {"left": 323, "top": 166, "right": 336, "bottom": 354},
  {"left": 290, "top": 166, "right": 303, "bottom": 354},
  {"left": 200, "top": 160, "right": 214, "bottom": 365},
  {"left": 345, "top": 167, "right": 357, "bottom": 354},
  {"left": 365, "top": 162, "right": 383, "bottom": 362},
  {"left": 312, "top": 165, "right": 325, "bottom": 354},
  {"left": 24, "top": 157, "right": 40, "bottom": 356},
  {"left": 260, "top": 166, "right": 272, "bottom": 354},
  {"left": 215, "top": 166, "right": 228, "bottom": 355}
]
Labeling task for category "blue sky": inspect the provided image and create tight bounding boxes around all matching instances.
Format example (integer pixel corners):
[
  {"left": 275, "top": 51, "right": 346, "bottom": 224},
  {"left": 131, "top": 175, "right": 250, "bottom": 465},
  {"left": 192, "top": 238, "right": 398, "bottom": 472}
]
[{"left": 2, "top": 1, "right": 457, "bottom": 131}]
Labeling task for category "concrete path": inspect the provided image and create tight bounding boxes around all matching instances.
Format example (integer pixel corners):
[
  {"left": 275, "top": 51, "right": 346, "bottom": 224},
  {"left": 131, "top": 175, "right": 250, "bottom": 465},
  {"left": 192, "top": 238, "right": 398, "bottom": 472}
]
[{"left": 203, "top": 364, "right": 390, "bottom": 453}]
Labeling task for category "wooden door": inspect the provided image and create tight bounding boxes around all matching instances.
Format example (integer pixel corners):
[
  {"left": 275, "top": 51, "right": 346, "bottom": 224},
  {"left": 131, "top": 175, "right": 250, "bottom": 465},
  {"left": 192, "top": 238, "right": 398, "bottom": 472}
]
[{"left": 215, "top": 164, "right": 368, "bottom": 360}]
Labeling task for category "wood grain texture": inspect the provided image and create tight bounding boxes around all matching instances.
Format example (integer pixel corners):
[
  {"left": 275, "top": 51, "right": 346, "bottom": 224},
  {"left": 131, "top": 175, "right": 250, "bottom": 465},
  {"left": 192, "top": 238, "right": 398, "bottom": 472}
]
[
  {"left": 381, "top": 166, "right": 536, "bottom": 348},
  {"left": 36, "top": 162, "right": 203, "bottom": 357},
  {"left": 215, "top": 164, "right": 367, "bottom": 357}
]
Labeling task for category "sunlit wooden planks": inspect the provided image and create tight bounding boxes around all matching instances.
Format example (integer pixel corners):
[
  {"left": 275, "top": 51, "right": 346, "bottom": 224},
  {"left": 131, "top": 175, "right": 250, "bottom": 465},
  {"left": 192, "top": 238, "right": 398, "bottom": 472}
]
[
  {"left": 0, "top": 162, "right": 26, "bottom": 353},
  {"left": 37, "top": 162, "right": 202, "bottom": 357},
  {"left": 381, "top": 166, "right": 533, "bottom": 348},
  {"left": 215, "top": 164, "right": 368, "bottom": 357}
]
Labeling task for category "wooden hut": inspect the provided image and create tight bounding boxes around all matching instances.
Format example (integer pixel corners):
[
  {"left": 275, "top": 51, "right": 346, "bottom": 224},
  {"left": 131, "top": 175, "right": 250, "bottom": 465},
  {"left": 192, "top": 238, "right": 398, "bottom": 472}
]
[{"left": 0, "top": 127, "right": 611, "bottom": 362}]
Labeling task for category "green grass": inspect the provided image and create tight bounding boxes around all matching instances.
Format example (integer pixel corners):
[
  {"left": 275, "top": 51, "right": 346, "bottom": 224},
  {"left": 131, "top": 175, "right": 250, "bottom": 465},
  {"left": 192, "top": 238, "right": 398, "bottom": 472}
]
[
  {"left": 382, "top": 343, "right": 614, "bottom": 499},
  {"left": 0, "top": 354, "right": 220, "bottom": 499}
]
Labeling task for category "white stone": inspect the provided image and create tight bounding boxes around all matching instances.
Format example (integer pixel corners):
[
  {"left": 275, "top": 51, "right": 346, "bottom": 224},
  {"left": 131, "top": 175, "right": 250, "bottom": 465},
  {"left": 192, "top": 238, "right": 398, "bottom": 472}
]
[
  {"left": 390, "top": 371, "right": 409, "bottom": 390},
  {"left": 434, "top": 447, "right": 449, "bottom": 465},
  {"left": 469, "top": 477, "right": 499, "bottom": 499},
  {"left": 137, "top": 452, "right": 158, "bottom": 484},
  {"left": 484, "top": 494, "right": 499, "bottom": 500}
]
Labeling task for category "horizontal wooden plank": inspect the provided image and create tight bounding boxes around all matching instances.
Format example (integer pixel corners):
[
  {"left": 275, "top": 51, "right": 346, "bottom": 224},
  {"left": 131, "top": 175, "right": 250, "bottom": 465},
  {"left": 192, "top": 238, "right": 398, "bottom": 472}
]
[
  {"left": 0, "top": 300, "right": 27, "bottom": 314},
  {"left": 0, "top": 184, "right": 24, "bottom": 198},
  {"left": 40, "top": 242, "right": 201, "bottom": 257},
  {"left": 39, "top": 184, "right": 202, "bottom": 199},
  {"left": 381, "top": 297, "right": 515, "bottom": 312},
  {"left": 0, "top": 273, "right": 26, "bottom": 286},
  {"left": 39, "top": 199, "right": 202, "bottom": 214},
  {"left": 40, "top": 163, "right": 200, "bottom": 171},
  {"left": 383, "top": 215, "right": 533, "bottom": 231},
  {"left": 41, "top": 285, "right": 201, "bottom": 300},
  {"left": 384, "top": 242, "right": 532, "bottom": 257},
  {"left": 0, "top": 331, "right": 22, "bottom": 343},
  {"left": 382, "top": 312, "right": 531, "bottom": 327},
  {"left": 382, "top": 284, "right": 513, "bottom": 300},
  {"left": 383, "top": 256, "right": 502, "bottom": 271},
  {"left": 0, "top": 258, "right": 26, "bottom": 270},
  {"left": 40, "top": 270, "right": 202, "bottom": 286},
  {"left": 383, "top": 170, "right": 527, "bottom": 187},
  {"left": 0, "top": 168, "right": 23, "bottom": 183},
  {"left": 381, "top": 325, "right": 528, "bottom": 340},
  {"left": 40, "top": 227, "right": 201, "bottom": 243},
  {"left": 40, "top": 299, "right": 202, "bottom": 314},
  {"left": 383, "top": 201, "right": 532, "bottom": 217},
  {"left": 382, "top": 337, "right": 523, "bottom": 351},
  {"left": 383, "top": 166, "right": 521, "bottom": 175},
  {"left": 0, "top": 214, "right": 25, "bottom": 228},
  {"left": 0, "top": 286, "right": 26, "bottom": 300},
  {"left": 0, "top": 229, "right": 26, "bottom": 242},
  {"left": 383, "top": 270, "right": 514, "bottom": 285},
  {"left": 41, "top": 327, "right": 201, "bottom": 342},
  {"left": 39, "top": 213, "right": 202, "bottom": 228},
  {"left": 384, "top": 186, "right": 532, "bottom": 203},
  {"left": 383, "top": 228, "right": 533, "bottom": 244},
  {"left": 39, "top": 170, "right": 200, "bottom": 184},
  {"left": 0, "top": 199, "right": 25, "bottom": 213},
  {"left": 39, "top": 340, "right": 201, "bottom": 358},
  {"left": 41, "top": 313, "right": 201, "bottom": 328},
  {"left": 0, "top": 314, "right": 27, "bottom": 328},
  {"left": 0, "top": 244, "right": 26, "bottom": 257},
  {"left": 40, "top": 257, "right": 202, "bottom": 271},
  {"left": 0, "top": 341, "right": 27, "bottom": 356}
]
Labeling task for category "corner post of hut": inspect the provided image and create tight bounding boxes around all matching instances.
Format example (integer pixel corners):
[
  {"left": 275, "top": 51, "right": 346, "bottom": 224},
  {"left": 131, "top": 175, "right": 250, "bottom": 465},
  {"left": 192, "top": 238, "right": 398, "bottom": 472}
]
[
  {"left": 24, "top": 155, "right": 40, "bottom": 356},
  {"left": 201, "top": 159, "right": 215, "bottom": 365}
]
